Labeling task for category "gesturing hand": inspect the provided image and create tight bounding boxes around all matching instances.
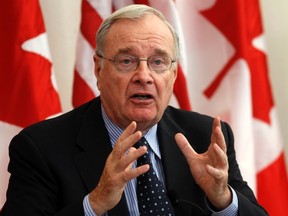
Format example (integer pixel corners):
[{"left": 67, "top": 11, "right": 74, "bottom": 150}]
[
  {"left": 175, "top": 117, "right": 232, "bottom": 210},
  {"left": 89, "top": 121, "right": 149, "bottom": 215}
]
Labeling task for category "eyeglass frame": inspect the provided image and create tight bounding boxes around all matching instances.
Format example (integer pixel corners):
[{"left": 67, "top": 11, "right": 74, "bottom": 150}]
[{"left": 96, "top": 53, "right": 177, "bottom": 73}]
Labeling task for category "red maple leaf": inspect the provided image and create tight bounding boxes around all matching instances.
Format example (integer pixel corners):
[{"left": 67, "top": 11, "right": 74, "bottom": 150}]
[
  {"left": 0, "top": 0, "right": 61, "bottom": 127},
  {"left": 201, "top": 0, "right": 273, "bottom": 124}
]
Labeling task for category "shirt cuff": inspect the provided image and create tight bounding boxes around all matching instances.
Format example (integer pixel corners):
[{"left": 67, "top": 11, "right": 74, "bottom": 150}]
[
  {"left": 207, "top": 186, "right": 238, "bottom": 216},
  {"left": 83, "top": 195, "right": 97, "bottom": 216}
]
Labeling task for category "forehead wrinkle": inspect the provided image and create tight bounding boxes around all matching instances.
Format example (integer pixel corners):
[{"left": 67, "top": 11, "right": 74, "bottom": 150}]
[
  {"left": 105, "top": 18, "right": 174, "bottom": 57},
  {"left": 131, "top": 32, "right": 174, "bottom": 57},
  {"left": 113, "top": 33, "right": 173, "bottom": 57},
  {"left": 133, "top": 32, "right": 170, "bottom": 45}
]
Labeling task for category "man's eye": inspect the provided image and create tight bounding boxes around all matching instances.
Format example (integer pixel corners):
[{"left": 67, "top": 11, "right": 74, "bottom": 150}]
[
  {"left": 121, "top": 59, "right": 133, "bottom": 65},
  {"left": 150, "top": 57, "right": 166, "bottom": 66},
  {"left": 153, "top": 59, "right": 164, "bottom": 65},
  {"left": 117, "top": 56, "right": 136, "bottom": 66}
]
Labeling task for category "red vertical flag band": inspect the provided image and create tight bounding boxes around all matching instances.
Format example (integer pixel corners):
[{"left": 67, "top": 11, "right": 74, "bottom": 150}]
[
  {"left": 72, "top": 0, "right": 103, "bottom": 108},
  {"left": 0, "top": 0, "right": 62, "bottom": 209}
]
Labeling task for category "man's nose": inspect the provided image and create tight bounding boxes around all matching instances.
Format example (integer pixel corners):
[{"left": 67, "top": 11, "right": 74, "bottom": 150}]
[{"left": 133, "top": 60, "right": 153, "bottom": 84}]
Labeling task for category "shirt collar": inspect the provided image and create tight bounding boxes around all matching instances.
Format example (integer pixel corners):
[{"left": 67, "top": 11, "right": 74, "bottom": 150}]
[{"left": 101, "top": 105, "right": 161, "bottom": 159}]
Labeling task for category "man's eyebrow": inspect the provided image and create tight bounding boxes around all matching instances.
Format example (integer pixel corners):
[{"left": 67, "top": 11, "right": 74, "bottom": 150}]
[
  {"left": 115, "top": 47, "right": 170, "bottom": 56},
  {"left": 117, "top": 47, "right": 134, "bottom": 55},
  {"left": 154, "top": 49, "right": 169, "bottom": 56}
]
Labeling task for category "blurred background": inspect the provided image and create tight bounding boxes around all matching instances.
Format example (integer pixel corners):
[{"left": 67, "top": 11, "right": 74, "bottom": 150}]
[{"left": 1, "top": 0, "right": 287, "bottom": 214}]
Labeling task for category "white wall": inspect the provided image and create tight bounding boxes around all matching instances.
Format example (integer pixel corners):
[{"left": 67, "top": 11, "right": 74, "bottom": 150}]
[{"left": 40, "top": 0, "right": 288, "bottom": 165}]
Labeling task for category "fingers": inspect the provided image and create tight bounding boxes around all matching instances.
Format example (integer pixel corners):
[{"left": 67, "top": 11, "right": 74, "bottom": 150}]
[
  {"left": 175, "top": 129, "right": 228, "bottom": 178},
  {"left": 122, "top": 147, "right": 149, "bottom": 182},
  {"left": 111, "top": 121, "right": 149, "bottom": 181},
  {"left": 211, "top": 117, "right": 226, "bottom": 153},
  {"left": 206, "top": 143, "right": 228, "bottom": 177},
  {"left": 212, "top": 143, "right": 227, "bottom": 167},
  {"left": 113, "top": 121, "right": 142, "bottom": 159},
  {"left": 206, "top": 165, "right": 223, "bottom": 179},
  {"left": 211, "top": 117, "right": 219, "bottom": 143}
]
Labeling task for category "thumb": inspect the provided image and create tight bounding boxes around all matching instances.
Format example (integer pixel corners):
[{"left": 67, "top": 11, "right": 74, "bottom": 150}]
[{"left": 175, "top": 133, "right": 197, "bottom": 162}]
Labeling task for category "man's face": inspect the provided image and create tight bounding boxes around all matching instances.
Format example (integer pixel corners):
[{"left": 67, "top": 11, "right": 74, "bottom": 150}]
[{"left": 94, "top": 14, "right": 177, "bottom": 131}]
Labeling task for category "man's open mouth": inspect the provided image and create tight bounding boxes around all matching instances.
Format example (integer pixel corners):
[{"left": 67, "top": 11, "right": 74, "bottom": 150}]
[{"left": 132, "top": 94, "right": 153, "bottom": 100}]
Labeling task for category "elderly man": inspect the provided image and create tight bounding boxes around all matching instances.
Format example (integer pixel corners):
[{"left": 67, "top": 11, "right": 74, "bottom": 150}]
[{"left": 1, "top": 4, "right": 267, "bottom": 216}]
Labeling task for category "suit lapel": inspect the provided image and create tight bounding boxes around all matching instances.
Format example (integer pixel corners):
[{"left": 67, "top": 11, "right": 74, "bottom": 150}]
[
  {"left": 73, "top": 98, "right": 129, "bottom": 216},
  {"left": 74, "top": 98, "right": 111, "bottom": 192},
  {"left": 157, "top": 112, "right": 195, "bottom": 201}
]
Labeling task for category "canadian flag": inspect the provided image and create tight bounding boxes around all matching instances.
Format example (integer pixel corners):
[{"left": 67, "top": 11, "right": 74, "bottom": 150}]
[
  {"left": 176, "top": 0, "right": 288, "bottom": 215},
  {"left": 72, "top": 0, "right": 288, "bottom": 215},
  {"left": 0, "top": 0, "right": 62, "bottom": 209}
]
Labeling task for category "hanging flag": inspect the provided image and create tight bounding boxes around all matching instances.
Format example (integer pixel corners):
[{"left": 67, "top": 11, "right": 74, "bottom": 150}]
[
  {"left": 72, "top": 0, "right": 191, "bottom": 110},
  {"left": 174, "top": 0, "right": 288, "bottom": 215},
  {"left": 0, "top": 0, "right": 62, "bottom": 209},
  {"left": 72, "top": 0, "right": 103, "bottom": 108}
]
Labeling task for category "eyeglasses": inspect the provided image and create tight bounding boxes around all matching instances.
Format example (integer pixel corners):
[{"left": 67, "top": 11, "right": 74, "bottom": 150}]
[{"left": 97, "top": 54, "right": 176, "bottom": 73}]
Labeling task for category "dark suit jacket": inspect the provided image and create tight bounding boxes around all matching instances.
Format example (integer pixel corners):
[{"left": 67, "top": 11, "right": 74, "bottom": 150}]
[{"left": 1, "top": 97, "right": 267, "bottom": 215}]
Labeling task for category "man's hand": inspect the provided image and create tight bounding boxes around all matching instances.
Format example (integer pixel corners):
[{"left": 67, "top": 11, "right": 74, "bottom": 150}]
[
  {"left": 89, "top": 121, "right": 149, "bottom": 215},
  {"left": 175, "top": 117, "right": 232, "bottom": 210}
]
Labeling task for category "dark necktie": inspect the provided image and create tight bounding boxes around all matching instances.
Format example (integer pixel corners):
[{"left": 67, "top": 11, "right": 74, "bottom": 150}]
[{"left": 135, "top": 137, "right": 175, "bottom": 216}]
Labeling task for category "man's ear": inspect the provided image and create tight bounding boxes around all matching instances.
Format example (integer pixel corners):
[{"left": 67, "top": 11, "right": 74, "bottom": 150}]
[
  {"left": 93, "top": 54, "right": 101, "bottom": 79},
  {"left": 93, "top": 54, "right": 102, "bottom": 90},
  {"left": 173, "top": 64, "right": 178, "bottom": 82}
]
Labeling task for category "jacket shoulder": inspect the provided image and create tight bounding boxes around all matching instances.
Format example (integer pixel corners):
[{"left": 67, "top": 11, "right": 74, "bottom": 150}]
[
  {"left": 162, "top": 106, "right": 234, "bottom": 151},
  {"left": 21, "top": 98, "right": 100, "bottom": 135},
  {"left": 163, "top": 106, "right": 215, "bottom": 129}
]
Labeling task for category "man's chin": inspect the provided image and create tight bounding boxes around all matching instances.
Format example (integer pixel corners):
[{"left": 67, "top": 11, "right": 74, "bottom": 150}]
[
  {"left": 129, "top": 110, "right": 155, "bottom": 121},
  {"left": 130, "top": 114, "right": 159, "bottom": 130}
]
